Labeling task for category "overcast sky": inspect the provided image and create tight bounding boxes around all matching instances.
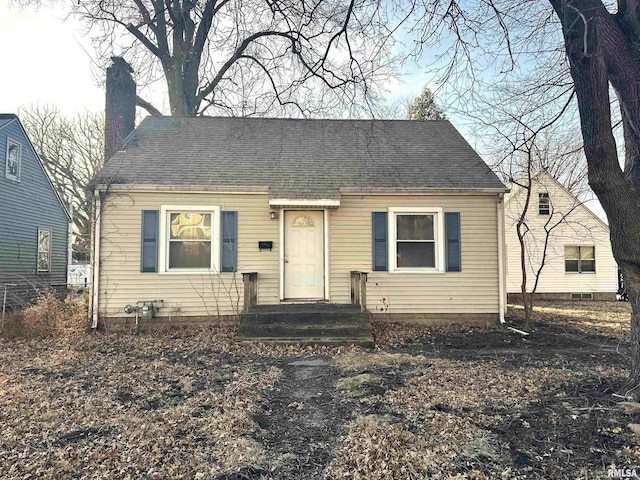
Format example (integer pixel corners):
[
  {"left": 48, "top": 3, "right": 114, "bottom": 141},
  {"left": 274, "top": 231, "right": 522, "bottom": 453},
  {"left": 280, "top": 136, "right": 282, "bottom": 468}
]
[{"left": 0, "top": 1, "right": 104, "bottom": 114}]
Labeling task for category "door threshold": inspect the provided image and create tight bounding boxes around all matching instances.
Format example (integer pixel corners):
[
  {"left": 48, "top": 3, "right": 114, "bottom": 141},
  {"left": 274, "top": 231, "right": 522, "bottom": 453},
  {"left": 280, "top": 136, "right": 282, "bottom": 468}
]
[{"left": 281, "top": 299, "right": 328, "bottom": 304}]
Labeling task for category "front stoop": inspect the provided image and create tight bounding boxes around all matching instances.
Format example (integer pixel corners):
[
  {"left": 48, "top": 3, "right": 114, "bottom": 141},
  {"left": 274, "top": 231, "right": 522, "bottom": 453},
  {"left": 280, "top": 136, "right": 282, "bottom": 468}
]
[{"left": 237, "top": 304, "right": 372, "bottom": 347}]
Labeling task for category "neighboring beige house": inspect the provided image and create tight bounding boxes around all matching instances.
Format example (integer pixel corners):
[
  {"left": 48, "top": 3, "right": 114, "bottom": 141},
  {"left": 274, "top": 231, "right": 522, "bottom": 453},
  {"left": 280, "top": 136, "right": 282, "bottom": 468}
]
[
  {"left": 504, "top": 171, "right": 617, "bottom": 301},
  {"left": 92, "top": 116, "right": 509, "bottom": 327}
]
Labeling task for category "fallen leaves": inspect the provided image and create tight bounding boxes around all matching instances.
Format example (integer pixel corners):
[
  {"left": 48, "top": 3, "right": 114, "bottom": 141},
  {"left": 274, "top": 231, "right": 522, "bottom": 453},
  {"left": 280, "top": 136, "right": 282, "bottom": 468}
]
[
  {"left": 324, "top": 415, "right": 437, "bottom": 480},
  {"left": 0, "top": 333, "right": 281, "bottom": 479},
  {"left": 333, "top": 351, "right": 427, "bottom": 373}
]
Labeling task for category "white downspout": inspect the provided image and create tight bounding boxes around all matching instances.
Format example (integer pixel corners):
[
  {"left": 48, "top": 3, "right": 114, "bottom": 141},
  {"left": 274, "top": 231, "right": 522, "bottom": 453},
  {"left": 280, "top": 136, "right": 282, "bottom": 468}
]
[
  {"left": 497, "top": 194, "right": 506, "bottom": 324},
  {"left": 91, "top": 188, "right": 101, "bottom": 329},
  {"left": 67, "top": 203, "right": 73, "bottom": 280}
]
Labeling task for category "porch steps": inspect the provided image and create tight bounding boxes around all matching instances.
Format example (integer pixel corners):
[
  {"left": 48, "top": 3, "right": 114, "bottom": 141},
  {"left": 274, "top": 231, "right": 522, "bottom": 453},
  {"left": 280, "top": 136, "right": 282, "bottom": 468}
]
[{"left": 237, "top": 304, "right": 372, "bottom": 347}]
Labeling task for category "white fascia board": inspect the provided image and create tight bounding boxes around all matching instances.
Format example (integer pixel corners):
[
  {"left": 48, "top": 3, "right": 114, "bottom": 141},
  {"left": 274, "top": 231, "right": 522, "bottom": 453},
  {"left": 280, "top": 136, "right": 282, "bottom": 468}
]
[{"left": 269, "top": 198, "right": 341, "bottom": 207}]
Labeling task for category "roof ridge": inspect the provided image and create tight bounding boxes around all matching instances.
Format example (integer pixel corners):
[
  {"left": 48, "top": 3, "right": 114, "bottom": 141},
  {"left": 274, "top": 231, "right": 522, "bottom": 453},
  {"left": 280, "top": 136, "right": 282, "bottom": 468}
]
[{"left": 144, "top": 115, "right": 451, "bottom": 123}]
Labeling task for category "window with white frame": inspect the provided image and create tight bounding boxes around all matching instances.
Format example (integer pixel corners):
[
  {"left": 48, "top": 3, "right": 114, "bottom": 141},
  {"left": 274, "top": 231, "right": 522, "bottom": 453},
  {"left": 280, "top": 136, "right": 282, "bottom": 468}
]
[
  {"left": 5, "top": 138, "right": 21, "bottom": 181},
  {"left": 160, "top": 206, "right": 220, "bottom": 272},
  {"left": 389, "top": 208, "right": 444, "bottom": 272},
  {"left": 565, "top": 246, "right": 595, "bottom": 273},
  {"left": 538, "top": 192, "right": 550, "bottom": 215},
  {"left": 37, "top": 229, "right": 52, "bottom": 273}
]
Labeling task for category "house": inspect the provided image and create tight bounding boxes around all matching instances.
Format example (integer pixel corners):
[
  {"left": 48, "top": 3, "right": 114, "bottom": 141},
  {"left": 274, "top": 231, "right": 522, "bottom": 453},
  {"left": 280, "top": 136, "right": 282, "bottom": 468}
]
[
  {"left": 0, "top": 114, "right": 70, "bottom": 309},
  {"left": 92, "top": 114, "right": 510, "bottom": 329},
  {"left": 504, "top": 171, "right": 617, "bottom": 301}
]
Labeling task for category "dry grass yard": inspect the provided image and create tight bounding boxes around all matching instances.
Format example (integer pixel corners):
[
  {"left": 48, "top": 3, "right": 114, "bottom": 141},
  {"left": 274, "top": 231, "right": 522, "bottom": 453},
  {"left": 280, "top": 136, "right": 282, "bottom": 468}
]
[{"left": 0, "top": 296, "right": 637, "bottom": 479}]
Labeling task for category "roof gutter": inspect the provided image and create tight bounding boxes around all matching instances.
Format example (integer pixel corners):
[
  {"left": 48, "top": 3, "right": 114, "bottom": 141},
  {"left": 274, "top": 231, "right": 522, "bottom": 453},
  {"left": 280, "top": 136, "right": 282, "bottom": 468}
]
[
  {"left": 94, "top": 184, "right": 270, "bottom": 194},
  {"left": 95, "top": 184, "right": 509, "bottom": 195}
]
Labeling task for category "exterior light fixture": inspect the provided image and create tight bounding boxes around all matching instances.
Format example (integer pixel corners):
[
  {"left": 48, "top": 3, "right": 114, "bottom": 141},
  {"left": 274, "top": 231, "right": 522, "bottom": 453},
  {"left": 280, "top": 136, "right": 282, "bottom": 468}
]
[{"left": 269, "top": 210, "right": 278, "bottom": 220}]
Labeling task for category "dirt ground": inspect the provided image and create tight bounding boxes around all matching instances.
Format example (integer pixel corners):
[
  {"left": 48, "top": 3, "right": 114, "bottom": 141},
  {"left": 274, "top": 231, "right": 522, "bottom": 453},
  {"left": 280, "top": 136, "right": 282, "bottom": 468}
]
[{"left": 0, "top": 299, "right": 637, "bottom": 479}]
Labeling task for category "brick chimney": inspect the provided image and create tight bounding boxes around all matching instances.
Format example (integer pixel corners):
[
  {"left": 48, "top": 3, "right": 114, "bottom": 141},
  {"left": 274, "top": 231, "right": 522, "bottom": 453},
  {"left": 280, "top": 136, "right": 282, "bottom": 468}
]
[{"left": 105, "top": 57, "right": 136, "bottom": 160}]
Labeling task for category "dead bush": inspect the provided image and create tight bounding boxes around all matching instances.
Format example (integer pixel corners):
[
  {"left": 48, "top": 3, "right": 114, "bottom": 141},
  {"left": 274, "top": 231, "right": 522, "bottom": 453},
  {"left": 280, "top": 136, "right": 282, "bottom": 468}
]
[{"left": 1, "top": 290, "right": 88, "bottom": 340}]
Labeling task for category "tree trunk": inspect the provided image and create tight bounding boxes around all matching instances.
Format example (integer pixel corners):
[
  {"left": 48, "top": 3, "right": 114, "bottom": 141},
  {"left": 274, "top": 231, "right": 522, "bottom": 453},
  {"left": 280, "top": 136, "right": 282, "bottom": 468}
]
[
  {"left": 550, "top": 0, "right": 640, "bottom": 398},
  {"left": 524, "top": 293, "right": 533, "bottom": 330},
  {"left": 623, "top": 266, "right": 640, "bottom": 397},
  {"left": 166, "top": 66, "right": 192, "bottom": 116}
]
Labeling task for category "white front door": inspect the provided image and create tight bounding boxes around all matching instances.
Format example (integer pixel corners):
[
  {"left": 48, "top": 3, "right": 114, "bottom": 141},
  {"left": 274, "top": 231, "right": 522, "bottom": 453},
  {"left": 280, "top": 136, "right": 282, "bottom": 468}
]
[{"left": 284, "top": 210, "right": 325, "bottom": 299}]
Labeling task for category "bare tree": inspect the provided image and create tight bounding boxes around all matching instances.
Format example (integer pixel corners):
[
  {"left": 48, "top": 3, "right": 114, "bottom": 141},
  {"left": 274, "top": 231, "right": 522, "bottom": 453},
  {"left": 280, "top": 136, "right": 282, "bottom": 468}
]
[
  {"left": 19, "top": 105, "right": 104, "bottom": 262},
  {"left": 70, "top": 0, "right": 398, "bottom": 117},
  {"left": 396, "top": 0, "right": 640, "bottom": 397},
  {"left": 505, "top": 136, "right": 586, "bottom": 329}
]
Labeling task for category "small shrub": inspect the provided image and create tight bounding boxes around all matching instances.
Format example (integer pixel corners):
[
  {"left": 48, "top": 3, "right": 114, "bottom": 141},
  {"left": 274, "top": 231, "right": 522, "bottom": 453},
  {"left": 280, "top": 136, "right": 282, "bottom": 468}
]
[{"left": 1, "top": 291, "right": 88, "bottom": 340}]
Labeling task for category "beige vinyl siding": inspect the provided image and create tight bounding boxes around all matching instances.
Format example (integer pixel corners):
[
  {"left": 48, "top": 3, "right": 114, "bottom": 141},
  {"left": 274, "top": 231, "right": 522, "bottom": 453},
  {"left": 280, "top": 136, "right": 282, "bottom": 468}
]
[
  {"left": 504, "top": 174, "right": 617, "bottom": 295},
  {"left": 329, "top": 195, "right": 500, "bottom": 314},
  {"left": 99, "top": 191, "right": 501, "bottom": 319},
  {"left": 99, "top": 192, "right": 279, "bottom": 318}
]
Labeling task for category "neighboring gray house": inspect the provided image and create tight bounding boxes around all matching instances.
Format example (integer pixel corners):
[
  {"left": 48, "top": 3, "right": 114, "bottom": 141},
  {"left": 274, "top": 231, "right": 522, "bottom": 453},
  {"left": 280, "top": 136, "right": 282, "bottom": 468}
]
[{"left": 0, "top": 114, "right": 69, "bottom": 308}]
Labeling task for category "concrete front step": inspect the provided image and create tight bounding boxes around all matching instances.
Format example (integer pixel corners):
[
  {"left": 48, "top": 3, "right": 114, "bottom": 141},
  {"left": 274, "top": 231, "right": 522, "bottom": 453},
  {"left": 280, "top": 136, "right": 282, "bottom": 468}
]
[
  {"left": 237, "top": 303, "right": 372, "bottom": 346},
  {"left": 238, "top": 323, "right": 371, "bottom": 338},
  {"left": 236, "top": 336, "right": 374, "bottom": 347},
  {"left": 240, "top": 311, "right": 370, "bottom": 325}
]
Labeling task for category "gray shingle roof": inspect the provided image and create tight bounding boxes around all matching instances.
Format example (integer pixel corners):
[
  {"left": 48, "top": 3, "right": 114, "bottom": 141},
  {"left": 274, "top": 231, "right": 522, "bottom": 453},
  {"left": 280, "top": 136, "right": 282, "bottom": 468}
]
[{"left": 97, "top": 117, "right": 506, "bottom": 198}]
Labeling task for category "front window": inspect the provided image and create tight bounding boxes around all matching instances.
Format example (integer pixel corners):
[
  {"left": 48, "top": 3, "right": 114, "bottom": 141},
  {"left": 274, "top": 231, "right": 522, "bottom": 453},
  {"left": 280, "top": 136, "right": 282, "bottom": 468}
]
[
  {"left": 390, "top": 208, "right": 443, "bottom": 272},
  {"left": 159, "top": 206, "right": 220, "bottom": 273},
  {"left": 5, "top": 138, "right": 21, "bottom": 181},
  {"left": 168, "top": 212, "right": 212, "bottom": 269},
  {"left": 37, "top": 229, "right": 51, "bottom": 273},
  {"left": 396, "top": 214, "right": 435, "bottom": 268},
  {"left": 565, "top": 246, "right": 595, "bottom": 273}
]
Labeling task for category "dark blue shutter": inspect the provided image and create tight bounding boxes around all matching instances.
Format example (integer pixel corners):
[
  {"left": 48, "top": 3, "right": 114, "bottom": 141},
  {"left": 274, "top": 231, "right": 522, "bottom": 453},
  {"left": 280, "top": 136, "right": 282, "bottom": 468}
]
[
  {"left": 140, "top": 210, "right": 159, "bottom": 272},
  {"left": 372, "top": 212, "right": 388, "bottom": 271},
  {"left": 445, "top": 212, "right": 461, "bottom": 272},
  {"left": 221, "top": 211, "right": 237, "bottom": 272}
]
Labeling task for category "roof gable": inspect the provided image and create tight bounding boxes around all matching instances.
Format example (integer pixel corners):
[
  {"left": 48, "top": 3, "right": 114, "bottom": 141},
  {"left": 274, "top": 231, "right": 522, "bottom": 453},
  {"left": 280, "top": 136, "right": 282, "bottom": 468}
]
[
  {"left": 505, "top": 170, "right": 608, "bottom": 230},
  {"left": 0, "top": 114, "right": 17, "bottom": 131},
  {"left": 0, "top": 113, "right": 71, "bottom": 220},
  {"left": 97, "top": 117, "right": 506, "bottom": 197}
]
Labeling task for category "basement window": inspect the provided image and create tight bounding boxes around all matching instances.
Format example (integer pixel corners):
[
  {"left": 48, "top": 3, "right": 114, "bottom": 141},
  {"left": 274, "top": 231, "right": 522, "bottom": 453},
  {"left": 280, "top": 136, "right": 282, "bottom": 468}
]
[
  {"left": 565, "top": 246, "right": 595, "bottom": 273},
  {"left": 538, "top": 192, "right": 550, "bottom": 215},
  {"left": 571, "top": 293, "right": 593, "bottom": 300}
]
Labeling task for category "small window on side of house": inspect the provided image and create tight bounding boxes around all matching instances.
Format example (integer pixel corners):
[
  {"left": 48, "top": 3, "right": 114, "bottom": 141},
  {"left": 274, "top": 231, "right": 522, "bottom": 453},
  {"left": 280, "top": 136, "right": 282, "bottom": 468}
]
[
  {"left": 37, "top": 229, "right": 52, "bottom": 273},
  {"left": 5, "top": 138, "right": 21, "bottom": 181},
  {"left": 538, "top": 192, "right": 550, "bottom": 215}
]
